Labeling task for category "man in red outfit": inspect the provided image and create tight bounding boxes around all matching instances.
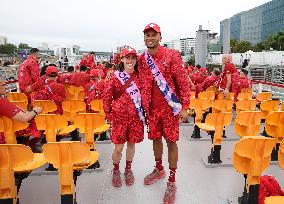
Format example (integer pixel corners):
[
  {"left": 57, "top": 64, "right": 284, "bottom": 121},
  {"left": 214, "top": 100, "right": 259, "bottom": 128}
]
[
  {"left": 70, "top": 65, "right": 91, "bottom": 87},
  {"left": 18, "top": 48, "right": 41, "bottom": 97},
  {"left": 138, "top": 23, "right": 190, "bottom": 204},
  {"left": 31, "top": 66, "right": 66, "bottom": 114},
  {"left": 219, "top": 54, "right": 238, "bottom": 96},
  {"left": 77, "top": 52, "right": 96, "bottom": 70}
]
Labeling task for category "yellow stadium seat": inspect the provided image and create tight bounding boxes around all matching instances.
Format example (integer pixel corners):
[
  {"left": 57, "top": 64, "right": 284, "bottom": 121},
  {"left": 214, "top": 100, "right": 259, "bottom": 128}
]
[
  {"left": 211, "top": 99, "right": 234, "bottom": 113},
  {"left": 32, "top": 100, "right": 57, "bottom": 114},
  {"left": 217, "top": 92, "right": 234, "bottom": 100},
  {"left": 198, "top": 91, "right": 215, "bottom": 101},
  {"left": 10, "top": 101, "right": 28, "bottom": 111},
  {"left": 189, "top": 91, "right": 196, "bottom": 101},
  {"left": 237, "top": 92, "right": 253, "bottom": 101},
  {"left": 7, "top": 92, "right": 27, "bottom": 102},
  {"left": 189, "top": 98, "right": 212, "bottom": 123},
  {"left": 74, "top": 113, "right": 110, "bottom": 150},
  {"left": 62, "top": 100, "right": 86, "bottom": 122},
  {"left": 265, "top": 111, "right": 284, "bottom": 143},
  {"left": 90, "top": 99, "right": 105, "bottom": 115},
  {"left": 240, "top": 88, "right": 252, "bottom": 93},
  {"left": 265, "top": 196, "right": 284, "bottom": 204},
  {"left": 66, "top": 86, "right": 85, "bottom": 101},
  {"left": 43, "top": 142, "right": 99, "bottom": 203},
  {"left": 206, "top": 86, "right": 217, "bottom": 92},
  {"left": 236, "top": 99, "right": 257, "bottom": 115},
  {"left": 260, "top": 100, "right": 280, "bottom": 119},
  {"left": 197, "top": 112, "right": 232, "bottom": 145},
  {"left": 233, "top": 136, "right": 276, "bottom": 203},
  {"left": 235, "top": 111, "right": 262, "bottom": 137},
  {"left": 0, "top": 116, "right": 29, "bottom": 144},
  {"left": 279, "top": 140, "right": 284, "bottom": 170},
  {"left": 0, "top": 144, "right": 45, "bottom": 203},
  {"left": 256, "top": 92, "right": 272, "bottom": 103},
  {"left": 35, "top": 114, "right": 72, "bottom": 142}
]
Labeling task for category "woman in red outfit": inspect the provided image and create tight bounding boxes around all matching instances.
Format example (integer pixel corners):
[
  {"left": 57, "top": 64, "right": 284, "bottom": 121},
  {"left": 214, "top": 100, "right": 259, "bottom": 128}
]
[{"left": 103, "top": 47, "right": 144, "bottom": 187}]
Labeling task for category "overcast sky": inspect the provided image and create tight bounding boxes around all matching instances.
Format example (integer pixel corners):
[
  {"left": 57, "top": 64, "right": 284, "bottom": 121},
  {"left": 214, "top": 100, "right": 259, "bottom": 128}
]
[{"left": 0, "top": 0, "right": 271, "bottom": 52}]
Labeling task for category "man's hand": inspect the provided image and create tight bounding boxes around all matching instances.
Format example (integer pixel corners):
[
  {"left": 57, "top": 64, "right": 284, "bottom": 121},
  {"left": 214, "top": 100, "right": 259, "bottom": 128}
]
[
  {"left": 33, "top": 107, "right": 42, "bottom": 114},
  {"left": 223, "top": 89, "right": 229, "bottom": 97},
  {"left": 26, "top": 86, "right": 32, "bottom": 93},
  {"left": 179, "top": 109, "right": 189, "bottom": 123}
]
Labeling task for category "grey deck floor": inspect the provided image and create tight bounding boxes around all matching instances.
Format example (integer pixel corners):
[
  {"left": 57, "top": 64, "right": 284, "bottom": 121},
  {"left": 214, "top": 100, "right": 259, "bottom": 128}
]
[{"left": 19, "top": 123, "right": 284, "bottom": 204}]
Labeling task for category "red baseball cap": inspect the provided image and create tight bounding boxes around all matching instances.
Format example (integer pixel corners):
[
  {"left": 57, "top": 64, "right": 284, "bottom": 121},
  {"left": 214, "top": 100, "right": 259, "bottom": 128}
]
[
  {"left": 46, "top": 66, "right": 58, "bottom": 75},
  {"left": 122, "top": 47, "right": 137, "bottom": 58},
  {"left": 143, "top": 23, "right": 161, "bottom": 33}
]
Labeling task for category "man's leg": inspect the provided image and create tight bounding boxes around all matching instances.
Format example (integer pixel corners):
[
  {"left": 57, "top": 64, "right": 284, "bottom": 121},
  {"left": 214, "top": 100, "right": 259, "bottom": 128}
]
[
  {"left": 144, "top": 138, "right": 166, "bottom": 185},
  {"left": 112, "top": 144, "right": 124, "bottom": 187}
]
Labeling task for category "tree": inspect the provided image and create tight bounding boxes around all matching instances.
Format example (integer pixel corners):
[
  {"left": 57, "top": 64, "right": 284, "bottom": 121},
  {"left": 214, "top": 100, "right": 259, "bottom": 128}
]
[
  {"left": 253, "top": 42, "right": 265, "bottom": 52},
  {"left": 234, "top": 41, "right": 253, "bottom": 53},
  {"left": 187, "top": 55, "right": 195, "bottom": 66},
  {"left": 0, "top": 43, "right": 17, "bottom": 55},
  {"left": 18, "top": 43, "right": 31, "bottom": 50},
  {"left": 230, "top": 39, "right": 238, "bottom": 53}
]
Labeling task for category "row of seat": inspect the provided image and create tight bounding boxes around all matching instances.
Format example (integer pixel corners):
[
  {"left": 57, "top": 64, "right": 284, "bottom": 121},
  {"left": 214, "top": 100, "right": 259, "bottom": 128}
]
[{"left": 1, "top": 88, "right": 109, "bottom": 203}]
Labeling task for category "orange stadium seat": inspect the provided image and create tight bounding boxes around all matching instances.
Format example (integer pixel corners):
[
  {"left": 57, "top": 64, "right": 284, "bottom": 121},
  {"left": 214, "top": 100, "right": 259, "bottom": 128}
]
[
  {"left": 0, "top": 144, "right": 45, "bottom": 203},
  {"left": 7, "top": 92, "right": 28, "bottom": 102},
  {"left": 237, "top": 92, "right": 253, "bottom": 101},
  {"left": 90, "top": 99, "right": 105, "bottom": 115},
  {"left": 0, "top": 116, "right": 29, "bottom": 144},
  {"left": 32, "top": 100, "right": 57, "bottom": 114},
  {"left": 43, "top": 142, "right": 99, "bottom": 203},
  {"left": 235, "top": 99, "right": 257, "bottom": 115},
  {"left": 235, "top": 111, "right": 262, "bottom": 137},
  {"left": 233, "top": 136, "right": 276, "bottom": 204},
  {"left": 256, "top": 92, "right": 272, "bottom": 103},
  {"left": 260, "top": 100, "right": 280, "bottom": 119},
  {"left": 217, "top": 92, "right": 235, "bottom": 100},
  {"left": 62, "top": 100, "right": 86, "bottom": 122},
  {"left": 265, "top": 196, "right": 284, "bottom": 204},
  {"left": 74, "top": 113, "right": 110, "bottom": 150},
  {"left": 189, "top": 98, "right": 212, "bottom": 123},
  {"left": 66, "top": 86, "right": 85, "bottom": 101}
]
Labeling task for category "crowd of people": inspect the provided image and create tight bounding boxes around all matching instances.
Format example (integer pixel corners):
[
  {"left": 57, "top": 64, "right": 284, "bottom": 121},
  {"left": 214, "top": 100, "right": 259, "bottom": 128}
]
[{"left": 0, "top": 23, "right": 254, "bottom": 204}]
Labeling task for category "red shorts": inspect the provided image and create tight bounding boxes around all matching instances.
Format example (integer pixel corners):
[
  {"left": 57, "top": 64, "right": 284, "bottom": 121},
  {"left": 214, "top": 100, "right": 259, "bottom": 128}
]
[
  {"left": 148, "top": 106, "right": 179, "bottom": 142},
  {"left": 110, "top": 114, "right": 144, "bottom": 144}
]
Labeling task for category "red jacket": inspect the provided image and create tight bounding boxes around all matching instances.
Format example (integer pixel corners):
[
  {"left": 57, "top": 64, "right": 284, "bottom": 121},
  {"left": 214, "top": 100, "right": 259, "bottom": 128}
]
[
  {"left": 58, "top": 74, "right": 72, "bottom": 84},
  {"left": 103, "top": 72, "right": 141, "bottom": 122},
  {"left": 79, "top": 55, "right": 96, "bottom": 69},
  {"left": 138, "top": 46, "right": 190, "bottom": 116},
  {"left": 231, "top": 73, "right": 252, "bottom": 100},
  {"left": 219, "top": 62, "right": 237, "bottom": 91},
  {"left": 69, "top": 72, "right": 90, "bottom": 87},
  {"left": 195, "top": 74, "right": 220, "bottom": 96},
  {"left": 18, "top": 55, "right": 40, "bottom": 93},
  {"left": 31, "top": 79, "right": 66, "bottom": 114},
  {"left": 85, "top": 79, "right": 106, "bottom": 104}
]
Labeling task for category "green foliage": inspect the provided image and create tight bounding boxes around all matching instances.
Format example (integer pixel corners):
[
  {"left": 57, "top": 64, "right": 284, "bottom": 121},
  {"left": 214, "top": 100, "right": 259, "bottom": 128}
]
[
  {"left": 230, "top": 31, "right": 284, "bottom": 53},
  {"left": 187, "top": 55, "right": 195, "bottom": 66},
  {"left": 0, "top": 43, "right": 17, "bottom": 55},
  {"left": 18, "top": 43, "right": 31, "bottom": 50}
]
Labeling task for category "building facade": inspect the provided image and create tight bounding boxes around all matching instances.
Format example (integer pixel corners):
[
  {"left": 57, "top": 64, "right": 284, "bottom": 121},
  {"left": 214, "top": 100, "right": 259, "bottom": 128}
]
[
  {"left": 220, "top": 0, "right": 284, "bottom": 45},
  {"left": 163, "top": 38, "right": 196, "bottom": 56}
]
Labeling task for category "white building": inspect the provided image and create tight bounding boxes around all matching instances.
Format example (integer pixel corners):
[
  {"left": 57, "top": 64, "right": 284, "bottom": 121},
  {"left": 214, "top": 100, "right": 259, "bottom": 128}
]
[
  {"left": 0, "top": 36, "right": 7, "bottom": 45},
  {"left": 54, "top": 44, "right": 80, "bottom": 57},
  {"left": 38, "top": 42, "right": 49, "bottom": 51},
  {"left": 164, "top": 38, "right": 196, "bottom": 56},
  {"left": 180, "top": 38, "right": 196, "bottom": 55}
]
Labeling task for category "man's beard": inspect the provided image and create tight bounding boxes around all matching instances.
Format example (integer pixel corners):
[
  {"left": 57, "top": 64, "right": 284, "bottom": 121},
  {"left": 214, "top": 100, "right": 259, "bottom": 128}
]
[{"left": 146, "top": 44, "right": 159, "bottom": 49}]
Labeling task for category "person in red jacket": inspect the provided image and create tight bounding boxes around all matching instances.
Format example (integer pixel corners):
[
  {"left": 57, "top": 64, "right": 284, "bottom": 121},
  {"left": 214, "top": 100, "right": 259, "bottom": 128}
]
[
  {"left": 70, "top": 65, "right": 91, "bottom": 87},
  {"left": 85, "top": 69, "right": 105, "bottom": 106},
  {"left": 18, "top": 48, "right": 41, "bottom": 98},
  {"left": 103, "top": 47, "right": 144, "bottom": 187},
  {"left": 138, "top": 23, "right": 190, "bottom": 204},
  {"left": 77, "top": 52, "right": 96, "bottom": 70},
  {"left": 219, "top": 54, "right": 238, "bottom": 96},
  {"left": 58, "top": 66, "right": 74, "bottom": 84},
  {"left": 0, "top": 78, "right": 42, "bottom": 149},
  {"left": 195, "top": 68, "right": 221, "bottom": 95},
  {"left": 31, "top": 66, "right": 66, "bottom": 114},
  {"left": 231, "top": 68, "right": 252, "bottom": 101}
]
